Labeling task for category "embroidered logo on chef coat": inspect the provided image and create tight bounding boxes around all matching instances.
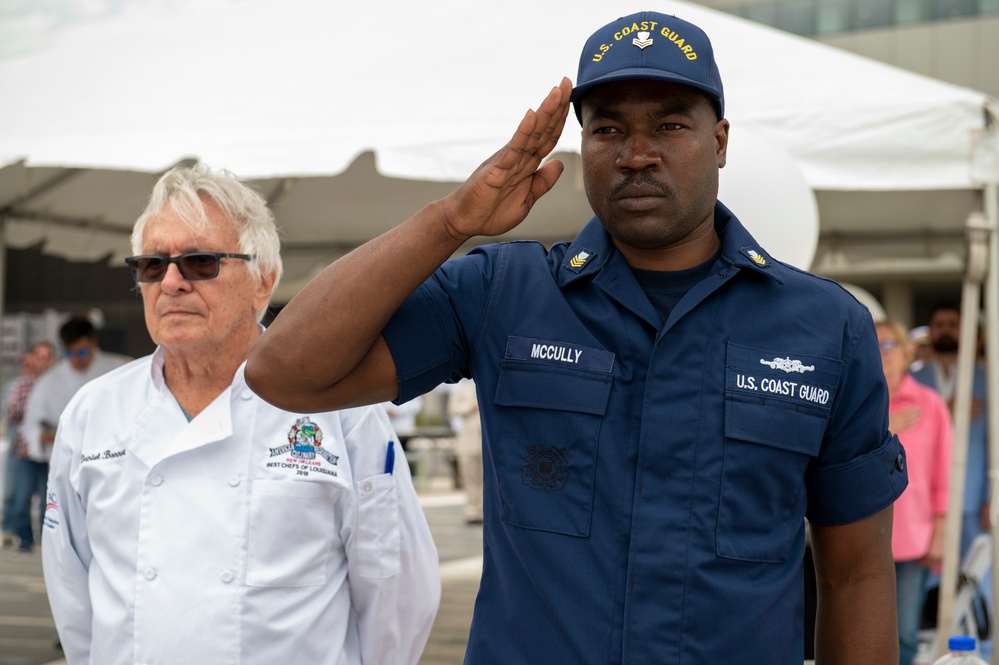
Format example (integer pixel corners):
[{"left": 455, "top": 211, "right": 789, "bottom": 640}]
[
  {"left": 267, "top": 417, "right": 340, "bottom": 478},
  {"left": 43, "top": 491, "right": 60, "bottom": 530},
  {"left": 521, "top": 444, "right": 569, "bottom": 492}
]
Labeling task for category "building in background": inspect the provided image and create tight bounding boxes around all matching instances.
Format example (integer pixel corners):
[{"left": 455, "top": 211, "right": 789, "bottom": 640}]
[
  {"left": 1, "top": 246, "right": 151, "bottom": 388},
  {"left": 694, "top": 0, "right": 999, "bottom": 326}
]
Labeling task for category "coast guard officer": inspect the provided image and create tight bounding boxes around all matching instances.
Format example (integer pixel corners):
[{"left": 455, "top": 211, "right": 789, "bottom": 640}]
[
  {"left": 42, "top": 165, "right": 440, "bottom": 665},
  {"left": 247, "top": 11, "right": 906, "bottom": 664}
]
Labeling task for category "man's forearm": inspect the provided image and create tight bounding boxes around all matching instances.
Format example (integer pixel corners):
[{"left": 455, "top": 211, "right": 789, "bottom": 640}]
[
  {"left": 811, "top": 509, "right": 898, "bottom": 664},
  {"left": 814, "top": 574, "right": 898, "bottom": 663},
  {"left": 246, "top": 199, "right": 468, "bottom": 409},
  {"left": 246, "top": 80, "right": 572, "bottom": 412}
]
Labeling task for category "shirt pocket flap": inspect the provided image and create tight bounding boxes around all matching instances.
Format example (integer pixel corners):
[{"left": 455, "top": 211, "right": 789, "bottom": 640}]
[
  {"left": 725, "top": 395, "right": 826, "bottom": 457},
  {"left": 495, "top": 363, "right": 612, "bottom": 416}
]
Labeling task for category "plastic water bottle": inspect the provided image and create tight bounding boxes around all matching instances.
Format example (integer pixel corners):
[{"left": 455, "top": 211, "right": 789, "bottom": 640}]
[{"left": 933, "top": 636, "right": 989, "bottom": 664}]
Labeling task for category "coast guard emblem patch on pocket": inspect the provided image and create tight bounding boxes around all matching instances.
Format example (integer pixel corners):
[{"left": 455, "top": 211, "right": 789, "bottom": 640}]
[{"left": 521, "top": 444, "right": 569, "bottom": 492}]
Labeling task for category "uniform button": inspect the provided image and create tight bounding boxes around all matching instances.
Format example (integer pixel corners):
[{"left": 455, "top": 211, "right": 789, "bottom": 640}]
[
  {"left": 241, "top": 389, "right": 253, "bottom": 400},
  {"left": 150, "top": 475, "right": 163, "bottom": 487},
  {"left": 221, "top": 570, "right": 234, "bottom": 583},
  {"left": 895, "top": 453, "right": 905, "bottom": 472},
  {"left": 362, "top": 481, "right": 373, "bottom": 492},
  {"left": 228, "top": 475, "right": 240, "bottom": 487},
  {"left": 143, "top": 567, "right": 156, "bottom": 580}
]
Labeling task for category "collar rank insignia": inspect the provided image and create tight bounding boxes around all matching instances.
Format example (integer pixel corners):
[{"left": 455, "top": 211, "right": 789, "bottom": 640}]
[
  {"left": 739, "top": 247, "right": 769, "bottom": 267},
  {"left": 566, "top": 249, "right": 595, "bottom": 273},
  {"left": 633, "top": 31, "right": 653, "bottom": 50},
  {"left": 269, "top": 417, "right": 339, "bottom": 465},
  {"left": 521, "top": 444, "right": 569, "bottom": 493}
]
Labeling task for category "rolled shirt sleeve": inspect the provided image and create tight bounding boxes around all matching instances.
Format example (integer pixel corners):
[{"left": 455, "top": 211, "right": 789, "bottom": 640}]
[{"left": 806, "top": 315, "right": 908, "bottom": 526}]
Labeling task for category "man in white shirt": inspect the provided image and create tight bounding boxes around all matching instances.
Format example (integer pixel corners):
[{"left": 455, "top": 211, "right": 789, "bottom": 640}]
[
  {"left": 18, "top": 318, "right": 127, "bottom": 552},
  {"left": 42, "top": 165, "right": 440, "bottom": 665}
]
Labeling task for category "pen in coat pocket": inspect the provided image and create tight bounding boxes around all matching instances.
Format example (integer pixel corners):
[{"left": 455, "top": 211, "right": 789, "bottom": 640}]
[{"left": 384, "top": 440, "right": 395, "bottom": 475}]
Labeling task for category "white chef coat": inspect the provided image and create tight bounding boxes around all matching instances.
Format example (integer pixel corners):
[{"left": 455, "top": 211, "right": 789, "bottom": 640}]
[
  {"left": 42, "top": 348, "right": 440, "bottom": 665},
  {"left": 23, "top": 351, "right": 129, "bottom": 462}
]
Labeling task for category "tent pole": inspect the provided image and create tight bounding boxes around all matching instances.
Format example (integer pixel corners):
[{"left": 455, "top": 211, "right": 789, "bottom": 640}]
[
  {"left": 983, "top": 182, "right": 999, "bottom": 665},
  {"left": 0, "top": 216, "right": 5, "bottom": 383},
  {"left": 936, "top": 210, "right": 990, "bottom": 658}
]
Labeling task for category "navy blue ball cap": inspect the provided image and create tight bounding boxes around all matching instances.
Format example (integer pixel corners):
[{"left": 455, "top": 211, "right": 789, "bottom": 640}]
[{"left": 572, "top": 11, "right": 724, "bottom": 120}]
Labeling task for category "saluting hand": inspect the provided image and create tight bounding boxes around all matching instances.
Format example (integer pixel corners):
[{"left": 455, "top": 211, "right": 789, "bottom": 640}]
[{"left": 440, "top": 78, "right": 572, "bottom": 241}]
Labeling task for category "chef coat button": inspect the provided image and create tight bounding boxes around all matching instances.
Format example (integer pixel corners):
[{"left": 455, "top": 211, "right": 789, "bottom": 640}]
[
  {"left": 221, "top": 570, "right": 234, "bottom": 583},
  {"left": 143, "top": 567, "right": 156, "bottom": 580},
  {"left": 149, "top": 474, "right": 163, "bottom": 487},
  {"left": 362, "top": 481, "right": 373, "bottom": 492},
  {"left": 228, "top": 475, "right": 240, "bottom": 487},
  {"left": 241, "top": 389, "right": 253, "bottom": 400}
]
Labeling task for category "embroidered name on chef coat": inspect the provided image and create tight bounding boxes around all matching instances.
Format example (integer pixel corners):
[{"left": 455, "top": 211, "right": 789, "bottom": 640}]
[{"left": 80, "top": 448, "right": 127, "bottom": 463}]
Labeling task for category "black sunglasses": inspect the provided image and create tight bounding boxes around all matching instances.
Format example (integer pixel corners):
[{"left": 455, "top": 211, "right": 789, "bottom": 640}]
[{"left": 124, "top": 252, "right": 253, "bottom": 283}]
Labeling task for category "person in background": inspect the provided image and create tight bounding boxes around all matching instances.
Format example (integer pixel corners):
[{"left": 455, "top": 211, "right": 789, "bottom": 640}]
[
  {"left": 911, "top": 305, "right": 988, "bottom": 556},
  {"left": 877, "top": 320, "right": 952, "bottom": 665},
  {"left": 1, "top": 341, "right": 54, "bottom": 550},
  {"left": 18, "top": 318, "right": 125, "bottom": 555},
  {"left": 382, "top": 395, "right": 424, "bottom": 445},
  {"left": 448, "top": 379, "right": 483, "bottom": 524},
  {"left": 911, "top": 303, "right": 991, "bottom": 657},
  {"left": 246, "top": 11, "right": 905, "bottom": 663},
  {"left": 41, "top": 165, "right": 439, "bottom": 665},
  {"left": 908, "top": 325, "right": 932, "bottom": 372}
]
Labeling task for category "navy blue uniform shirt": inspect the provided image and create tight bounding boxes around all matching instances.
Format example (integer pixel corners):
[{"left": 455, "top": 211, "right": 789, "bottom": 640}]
[{"left": 384, "top": 202, "right": 907, "bottom": 664}]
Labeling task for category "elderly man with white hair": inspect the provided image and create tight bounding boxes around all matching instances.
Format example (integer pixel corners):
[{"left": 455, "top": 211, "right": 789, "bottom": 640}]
[{"left": 41, "top": 165, "right": 440, "bottom": 665}]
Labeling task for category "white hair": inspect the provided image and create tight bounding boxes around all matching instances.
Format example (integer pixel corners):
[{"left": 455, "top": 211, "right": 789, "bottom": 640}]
[{"left": 132, "top": 164, "right": 283, "bottom": 320}]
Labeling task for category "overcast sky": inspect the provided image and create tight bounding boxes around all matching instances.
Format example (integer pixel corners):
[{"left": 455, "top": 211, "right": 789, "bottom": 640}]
[{"left": 0, "top": 0, "right": 125, "bottom": 62}]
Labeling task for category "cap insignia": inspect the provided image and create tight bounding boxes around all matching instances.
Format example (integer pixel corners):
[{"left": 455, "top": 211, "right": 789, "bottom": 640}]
[{"left": 632, "top": 31, "right": 653, "bottom": 50}]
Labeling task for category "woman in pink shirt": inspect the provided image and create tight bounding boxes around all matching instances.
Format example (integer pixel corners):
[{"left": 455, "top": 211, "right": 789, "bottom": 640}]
[{"left": 877, "top": 319, "right": 953, "bottom": 665}]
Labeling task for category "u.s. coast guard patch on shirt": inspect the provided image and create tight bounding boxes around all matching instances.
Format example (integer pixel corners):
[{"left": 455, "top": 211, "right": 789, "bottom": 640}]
[{"left": 726, "top": 342, "right": 841, "bottom": 409}]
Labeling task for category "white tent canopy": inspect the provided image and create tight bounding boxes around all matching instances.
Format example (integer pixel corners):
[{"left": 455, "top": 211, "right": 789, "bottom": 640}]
[
  {"left": 1, "top": 0, "right": 995, "bottom": 187},
  {"left": 0, "top": 0, "right": 996, "bottom": 285}
]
